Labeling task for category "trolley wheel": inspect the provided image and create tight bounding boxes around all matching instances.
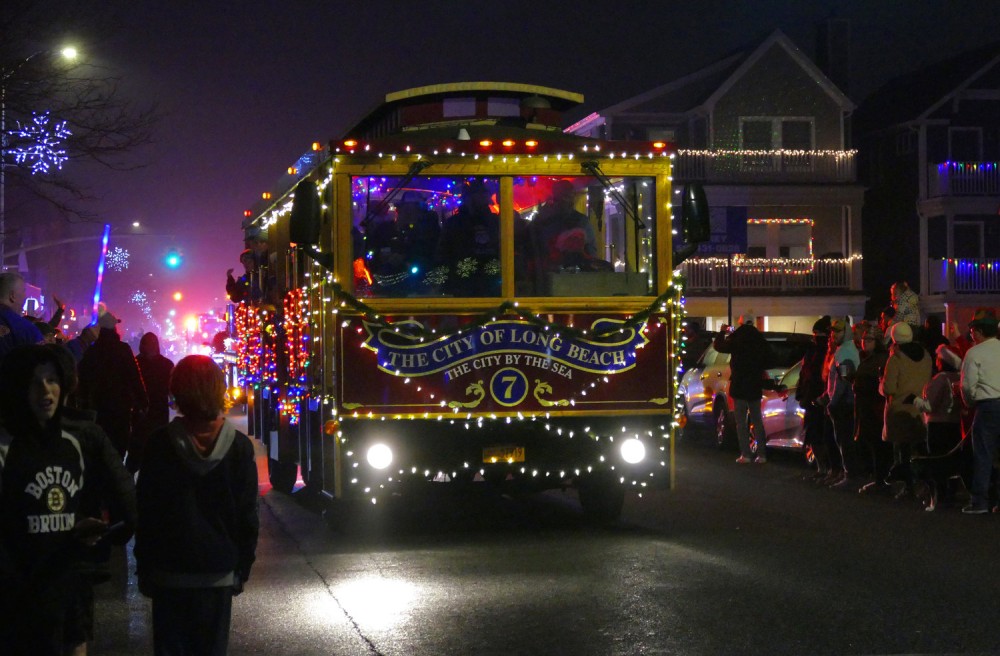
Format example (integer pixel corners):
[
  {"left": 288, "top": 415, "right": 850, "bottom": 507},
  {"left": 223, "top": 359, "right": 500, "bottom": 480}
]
[
  {"left": 577, "top": 471, "right": 625, "bottom": 523},
  {"left": 322, "top": 498, "right": 353, "bottom": 534},
  {"left": 268, "top": 458, "right": 298, "bottom": 494}
]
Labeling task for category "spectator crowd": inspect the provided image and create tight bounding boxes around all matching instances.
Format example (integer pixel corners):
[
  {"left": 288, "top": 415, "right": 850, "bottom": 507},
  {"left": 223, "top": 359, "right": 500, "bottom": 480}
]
[
  {"left": 0, "top": 269, "right": 259, "bottom": 656},
  {"left": 715, "top": 279, "right": 1000, "bottom": 516}
]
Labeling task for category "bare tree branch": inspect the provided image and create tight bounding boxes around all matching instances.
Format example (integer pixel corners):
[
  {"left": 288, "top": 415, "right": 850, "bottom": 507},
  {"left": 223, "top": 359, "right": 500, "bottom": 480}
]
[{"left": 2, "top": 0, "right": 159, "bottom": 223}]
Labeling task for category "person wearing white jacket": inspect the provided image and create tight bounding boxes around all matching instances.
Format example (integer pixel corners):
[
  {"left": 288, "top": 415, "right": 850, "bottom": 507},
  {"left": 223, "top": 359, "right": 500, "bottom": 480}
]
[{"left": 959, "top": 309, "right": 1000, "bottom": 514}]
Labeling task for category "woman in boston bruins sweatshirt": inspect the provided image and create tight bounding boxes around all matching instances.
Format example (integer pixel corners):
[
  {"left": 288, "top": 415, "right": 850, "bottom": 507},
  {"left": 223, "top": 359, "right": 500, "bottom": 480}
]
[{"left": 0, "top": 344, "right": 135, "bottom": 656}]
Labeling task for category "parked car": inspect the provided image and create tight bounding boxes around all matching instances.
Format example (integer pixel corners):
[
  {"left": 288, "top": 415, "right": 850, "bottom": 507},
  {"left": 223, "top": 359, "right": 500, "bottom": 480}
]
[
  {"left": 677, "top": 332, "right": 811, "bottom": 450},
  {"left": 759, "top": 360, "right": 805, "bottom": 451},
  {"left": 679, "top": 330, "right": 717, "bottom": 375}
]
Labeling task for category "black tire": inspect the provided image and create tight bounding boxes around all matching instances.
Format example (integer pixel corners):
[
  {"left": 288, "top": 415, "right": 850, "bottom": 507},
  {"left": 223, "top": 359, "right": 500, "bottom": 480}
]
[
  {"left": 714, "top": 404, "right": 736, "bottom": 450},
  {"left": 578, "top": 471, "right": 626, "bottom": 523},
  {"left": 677, "top": 406, "right": 692, "bottom": 441},
  {"left": 268, "top": 458, "right": 298, "bottom": 494}
]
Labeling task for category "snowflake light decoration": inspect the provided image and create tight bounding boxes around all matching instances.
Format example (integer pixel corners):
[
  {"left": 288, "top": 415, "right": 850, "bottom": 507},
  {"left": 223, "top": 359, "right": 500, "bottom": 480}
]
[
  {"left": 106, "top": 247, "right": 130, "bottom": 272},
  {"left": 11, "top": 112, "right": 71, "bottom": 175},
  {"left": 129, "top": 289, "right": 152, "bottom": 320}
]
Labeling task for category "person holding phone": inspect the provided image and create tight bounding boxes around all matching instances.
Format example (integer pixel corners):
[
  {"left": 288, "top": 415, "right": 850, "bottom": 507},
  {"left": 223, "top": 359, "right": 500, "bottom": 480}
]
[
  {"left": 0, "top": 344, "right": 136, "bottom": 656},
  {"left": 713, "top": 312, "right": 772, "bottom": 464}
]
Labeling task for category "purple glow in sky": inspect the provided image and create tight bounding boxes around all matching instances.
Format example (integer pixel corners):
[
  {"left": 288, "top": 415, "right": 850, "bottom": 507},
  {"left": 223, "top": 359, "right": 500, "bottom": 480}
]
[{"left": 12, "top": 0, "right": 999, "bottom": 334}]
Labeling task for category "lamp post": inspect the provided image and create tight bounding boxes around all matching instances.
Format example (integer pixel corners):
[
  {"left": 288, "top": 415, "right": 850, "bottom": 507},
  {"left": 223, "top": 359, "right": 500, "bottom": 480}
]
[{"left": 1, "top": 46, "right": 78, "bottom": 270}]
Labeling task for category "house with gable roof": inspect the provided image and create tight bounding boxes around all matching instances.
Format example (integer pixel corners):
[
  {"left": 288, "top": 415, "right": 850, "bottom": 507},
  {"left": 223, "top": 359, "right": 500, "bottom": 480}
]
[
  {"left": 855, "top": 43, "right": 1000, "bottom": 329},
  {"left": 569, "top": 28, "right": 865, "bottom": 332}
]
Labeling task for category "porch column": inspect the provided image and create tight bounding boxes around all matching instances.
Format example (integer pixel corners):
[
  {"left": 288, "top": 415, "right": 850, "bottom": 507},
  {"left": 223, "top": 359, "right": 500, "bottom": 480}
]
[
  {"left": 919, "top": 210, "right": 928, "bottom": 295},
  {"left": 945, "top": 213, "right": 954, "bottom": 294}
]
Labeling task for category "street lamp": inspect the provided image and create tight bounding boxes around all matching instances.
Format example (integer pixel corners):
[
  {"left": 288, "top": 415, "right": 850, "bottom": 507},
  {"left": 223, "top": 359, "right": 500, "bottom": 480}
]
[{"left": 1, "top": 46, "right": 78, "bottom": 270}]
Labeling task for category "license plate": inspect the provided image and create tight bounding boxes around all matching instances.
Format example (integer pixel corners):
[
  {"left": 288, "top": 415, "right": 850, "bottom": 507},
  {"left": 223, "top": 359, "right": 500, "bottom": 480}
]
[{"left": 483, "top": 446, "right": 525, "bottom": 464}]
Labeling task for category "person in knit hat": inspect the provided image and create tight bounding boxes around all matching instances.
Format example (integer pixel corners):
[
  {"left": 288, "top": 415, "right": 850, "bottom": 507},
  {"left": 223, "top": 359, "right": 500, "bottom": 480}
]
[
  {"left": 854, "top": 320, "right": 892, "bottom": 494},
  {"left": 891, "top": 281, "right": 921, "bottom": 328},
  {"left": 912, "top": 344, "right": 965, "bottom": 510},
  {"left": 880, "top": 320, "right": 932, "bottom": 499}
]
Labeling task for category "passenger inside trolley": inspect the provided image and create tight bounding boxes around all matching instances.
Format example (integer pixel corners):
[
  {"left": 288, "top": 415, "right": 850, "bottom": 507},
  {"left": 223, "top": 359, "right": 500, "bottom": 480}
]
[
  {"left": 435, "top": 179, "right": 501, "bottom": 297},
  {"left": 349, "top": 172, "right": 655, "bottom": 299},
  {"left": 531, "top": 179, "right": 600, "bottom": 273},
  {"left": 396, "top": 191, "right": 441, "bottom": 274}
]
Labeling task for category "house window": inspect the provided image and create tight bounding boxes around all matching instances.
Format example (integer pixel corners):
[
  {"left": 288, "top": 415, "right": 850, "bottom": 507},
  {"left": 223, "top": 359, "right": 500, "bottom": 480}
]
[
  {"left": 895, "top": 131, "right": 916, "bottom": 155},
  {"left": 487, "top": 97, "right": 520, "bottom": 117},
  {"left": 781, "top": 120, "right": 812, "bottom": 150},
  {"left": 647, "top": 128, "right": 676, "bottom": 142},
  {"left": 781, "top": 120, "right": 813, "bottom": 170},
  {"left": 954, "top": 221, "right": 984, "bottom": 258},
  {"left": 443, "top": 98, "right": 476, "bottom": 118},
  {"left": 949, "top": 127, "right": 983, "bottom": 162},
  {"left": 739, "top": 117, "right": 815, "bottom": 171},
  {"left": 741, "top": 218, "right": 813, "bottom": 273}
]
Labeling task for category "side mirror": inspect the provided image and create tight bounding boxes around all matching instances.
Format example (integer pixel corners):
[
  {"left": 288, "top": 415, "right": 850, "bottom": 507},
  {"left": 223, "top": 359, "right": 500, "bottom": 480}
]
[
  {"left": 673, "top": 182, "right": 710, "bottom": 266},
  {"left": 680, "top": 183, "right": 710, "bottom": 243},
  {"left": 289, "top": 180, "right": 321, "bottom": 246}
]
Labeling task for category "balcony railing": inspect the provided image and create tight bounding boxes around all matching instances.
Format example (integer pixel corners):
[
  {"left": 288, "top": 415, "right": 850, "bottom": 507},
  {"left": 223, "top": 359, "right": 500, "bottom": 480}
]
[
  {"left": 678, "top": 257, "right": 858, "bottom": 292},
  {"left": 673, "top": 150, "right": 857, "bottom": 183},
  {"left": 928, "top": 258, "right": 1000, "bottom": 294},
  {"left": 928, "top": 162, "right": 1000, "bottom": 197}
]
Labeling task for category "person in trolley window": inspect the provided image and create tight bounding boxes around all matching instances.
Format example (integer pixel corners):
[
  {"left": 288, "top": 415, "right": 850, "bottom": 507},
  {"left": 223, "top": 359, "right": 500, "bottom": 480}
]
[
  {"left": 530, "top": 179, "right": 599, "bottom": 272},
  {"left": 436, "top": 179, "right": 501, "bottom": 297}
]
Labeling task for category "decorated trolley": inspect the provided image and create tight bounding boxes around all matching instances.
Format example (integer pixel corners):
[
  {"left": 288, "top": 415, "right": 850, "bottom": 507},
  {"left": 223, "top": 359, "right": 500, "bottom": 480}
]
[{"left": 236, "top": 82, "right": 708, "bottom": 522}]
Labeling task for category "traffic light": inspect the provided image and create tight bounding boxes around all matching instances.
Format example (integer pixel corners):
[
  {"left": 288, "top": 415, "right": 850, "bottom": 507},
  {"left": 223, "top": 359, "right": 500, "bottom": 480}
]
[{"left": 164, "top": 250, "right": 183, "bottom": 268}]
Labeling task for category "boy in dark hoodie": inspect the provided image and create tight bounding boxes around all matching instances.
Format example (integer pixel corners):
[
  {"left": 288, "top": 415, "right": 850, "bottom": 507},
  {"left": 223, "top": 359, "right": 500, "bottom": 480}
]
[{"left": 135, "top": 355, "right": 258, "bottom": 656}]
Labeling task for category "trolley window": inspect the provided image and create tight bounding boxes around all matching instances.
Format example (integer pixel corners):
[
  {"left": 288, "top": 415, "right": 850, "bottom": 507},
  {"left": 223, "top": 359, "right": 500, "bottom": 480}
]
[
  {"left": 514, "top": 175, "right": 655, "bottom": 297},
  {"left": 350, "top": 173, "right": 656, "bottom": 298},
  {"left": 352, "top": 175, "right": 501, "bottom": 298}
]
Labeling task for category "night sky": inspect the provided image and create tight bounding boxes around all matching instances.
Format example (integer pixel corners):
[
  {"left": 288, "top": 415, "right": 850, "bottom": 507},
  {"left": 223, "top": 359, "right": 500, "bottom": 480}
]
[{"left": 19, "top": 0, "right": 1000, "bottom": 335}]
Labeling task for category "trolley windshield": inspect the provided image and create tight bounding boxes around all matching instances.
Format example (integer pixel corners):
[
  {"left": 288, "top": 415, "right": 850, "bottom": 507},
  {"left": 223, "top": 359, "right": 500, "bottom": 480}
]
[{"left": 351, "top": 174, "right": 656, "bottom": 298}]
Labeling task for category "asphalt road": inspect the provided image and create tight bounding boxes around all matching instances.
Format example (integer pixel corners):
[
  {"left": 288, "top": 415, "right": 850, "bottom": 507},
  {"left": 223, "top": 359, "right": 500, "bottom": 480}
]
[{"left": 90, "top": 428, "right": 1000, "bottom": 655}]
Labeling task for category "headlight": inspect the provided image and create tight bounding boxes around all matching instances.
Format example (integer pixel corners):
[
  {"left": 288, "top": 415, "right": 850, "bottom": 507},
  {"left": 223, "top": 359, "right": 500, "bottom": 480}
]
[
  {"left": 366, "top": 444, "right": 393, "bottom": 470},
  {"left": 620, "top": 438, "right": 645, "bottom": 464}
]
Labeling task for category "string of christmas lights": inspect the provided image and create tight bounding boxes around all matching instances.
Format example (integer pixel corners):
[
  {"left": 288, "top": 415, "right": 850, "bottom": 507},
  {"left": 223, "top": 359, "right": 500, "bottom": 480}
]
[
  {"left": 677, "top": 148, "right": 857, "bottom": 158},
  {"left": 280, "top": 288, "right": 310, "bottom": 424}
]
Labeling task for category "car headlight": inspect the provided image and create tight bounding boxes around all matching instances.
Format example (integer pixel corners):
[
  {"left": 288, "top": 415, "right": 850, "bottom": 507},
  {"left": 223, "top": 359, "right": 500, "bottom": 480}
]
[
  {"left": 366, "top": 444, "right": 393, "bottom": 470},
  {"left": 620, "top": 438, "right": 645, "bottom": 464}
]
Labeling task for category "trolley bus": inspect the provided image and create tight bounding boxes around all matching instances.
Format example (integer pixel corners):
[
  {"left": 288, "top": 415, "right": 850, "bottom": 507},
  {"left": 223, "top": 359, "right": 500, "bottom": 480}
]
[{"left": 236, "top": 82, "right": 709, "bottom": 522}]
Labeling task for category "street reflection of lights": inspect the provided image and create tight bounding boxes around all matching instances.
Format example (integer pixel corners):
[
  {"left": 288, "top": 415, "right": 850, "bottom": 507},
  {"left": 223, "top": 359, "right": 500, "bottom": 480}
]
[{"left": 327, "top": 577, "right": 418, "bottom": 630}]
